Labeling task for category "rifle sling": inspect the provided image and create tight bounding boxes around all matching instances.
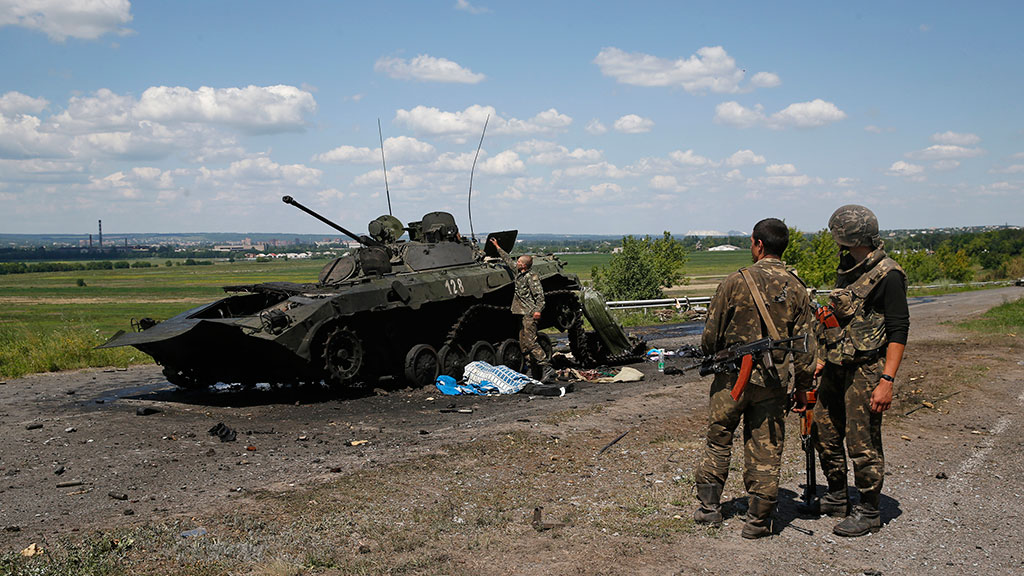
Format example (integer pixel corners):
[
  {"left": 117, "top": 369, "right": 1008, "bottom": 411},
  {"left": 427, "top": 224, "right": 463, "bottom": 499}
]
[{"left": 740, "top": 268, "right": 781, "bottom": 340}]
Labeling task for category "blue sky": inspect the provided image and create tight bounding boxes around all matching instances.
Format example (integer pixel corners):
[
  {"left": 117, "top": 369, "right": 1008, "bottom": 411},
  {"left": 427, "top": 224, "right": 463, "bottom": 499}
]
[{"left": 1, "top": 1, "right": 1022, "bottom": 237}]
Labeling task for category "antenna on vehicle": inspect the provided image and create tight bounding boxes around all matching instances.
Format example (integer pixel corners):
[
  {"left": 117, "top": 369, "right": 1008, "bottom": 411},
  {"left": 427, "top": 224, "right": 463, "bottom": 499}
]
[
  {"left": 378, "top": 118, "right": 392, "bottom": 216},
  {"left": 467, "top": 114, "right": 489, "bottom": 243}
]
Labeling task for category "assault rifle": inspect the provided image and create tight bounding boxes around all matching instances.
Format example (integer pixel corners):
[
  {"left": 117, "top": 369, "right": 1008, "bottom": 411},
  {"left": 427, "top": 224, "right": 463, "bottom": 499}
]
[
  {"left": 790, "top": 387, "right": 818, "bottom": 505},
  {"left": 670, "top": 334, "right": 810, "bottom": 401}
]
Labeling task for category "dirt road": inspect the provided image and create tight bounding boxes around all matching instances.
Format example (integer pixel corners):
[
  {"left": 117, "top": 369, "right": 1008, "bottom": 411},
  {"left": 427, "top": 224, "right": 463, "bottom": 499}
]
[{"left": 1, "top": 287, "right": 1022, "bottom": 575}]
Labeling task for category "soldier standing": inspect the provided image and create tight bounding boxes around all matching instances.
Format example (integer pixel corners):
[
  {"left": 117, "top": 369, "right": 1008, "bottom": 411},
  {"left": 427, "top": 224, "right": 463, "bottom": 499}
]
[
  {"left": 489, "top": 237, "right": 554, "bottom": 382},
  {"left": 692, "top": 218, "right": 817, "bottom": 538},
  {"left": 803, "top": 204, "right": 909, "bottom": 537}
]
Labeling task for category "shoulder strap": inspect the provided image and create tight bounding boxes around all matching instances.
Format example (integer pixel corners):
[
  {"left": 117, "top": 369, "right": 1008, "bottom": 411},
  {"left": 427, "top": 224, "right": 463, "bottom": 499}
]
[
  {"left": 740, "top": 268, "right": 781, "bottom": 340},
  {"left": 848, "top": 257, "right": 900, "bottom": 298}
]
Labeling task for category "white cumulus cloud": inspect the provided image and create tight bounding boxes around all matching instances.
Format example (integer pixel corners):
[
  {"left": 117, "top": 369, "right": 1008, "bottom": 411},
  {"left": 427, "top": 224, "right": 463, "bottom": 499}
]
[
  {"left": 315, "top": 136, "right": 436, "bottom": 164},
  {"left": 585, "top": 119, "right": 607, "bottom": 135},
  {"left": 480, "top": 150, "right": 525, "bottom": 175},
  {"left": 769, "top": 99, "right": 846, "bottom": 128},
  {"left": 669, "top": 149, "right": 711, "bottom": 166},
  {"left": 725, "top": 149, "right": 765, "bottom": 167},
  {"left": 750, "top": 72, "right": 781, "bottom": 88},
  {"left": 134, "top": 85, "right": 316, "bottom": 132},
  {"left": 715, "top": 99, "right": 845, "bottom": 129},
  {"left": 714, "top": 101, "right": 765, "bottom": 128},
  {"left": 649, "top": 175, "right": 686, "bottom": 193},
  {"left": 0, "top": 91, "right": 49, "bottom": 115},
  {"left": 375, "top": 54, "right": 485, "bottom": 84},
  {"left": 394, "top": 105, "right": 571, "bottom": 139},
  {"left": 613, "top": 114, "right": 654, "bottom": 134},
  {"left": 887, "top": 160, "right": 924, "bottom": 178},
  {"left": 515, "top": 140, "right": 602, "bottom": 165},
  {"left": 595, "top": 46, "right": 756, "bottom": 93},
  {"left": 910, "top": 144, "right": 984, "bottom": 160},
  {"left": 0, "top": 0, "right": 134, "bottom": 41},
  {"left": 931, "top": 131, "right": 980, "bottom": 146},
  {"left": 766, "top": 163, "right": 797, "bottom": 175}
]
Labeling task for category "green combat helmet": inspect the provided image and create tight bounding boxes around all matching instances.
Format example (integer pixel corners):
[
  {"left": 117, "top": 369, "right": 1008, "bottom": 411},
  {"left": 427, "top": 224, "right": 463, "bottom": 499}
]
[{"left": 828, "top": 204, "right": 881, "bottom": 248}]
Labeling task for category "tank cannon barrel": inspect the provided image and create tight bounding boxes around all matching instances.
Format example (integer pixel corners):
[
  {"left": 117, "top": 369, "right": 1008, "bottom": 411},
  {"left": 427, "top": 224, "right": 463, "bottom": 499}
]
[{"left": 282, "top": 195, "right": 381, "bottom": 247}]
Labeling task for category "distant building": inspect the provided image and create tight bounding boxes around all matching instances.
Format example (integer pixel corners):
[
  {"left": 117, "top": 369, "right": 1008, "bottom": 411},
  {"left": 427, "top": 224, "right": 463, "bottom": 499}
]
[{"left": 708, "top": 244, "right": 742, "bottom": 252}]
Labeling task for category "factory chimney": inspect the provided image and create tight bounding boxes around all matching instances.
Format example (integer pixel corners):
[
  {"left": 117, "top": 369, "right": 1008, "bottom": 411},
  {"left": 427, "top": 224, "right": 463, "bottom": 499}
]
[{"left": 98, "top": 220, "right": 103, "bottom": 248}]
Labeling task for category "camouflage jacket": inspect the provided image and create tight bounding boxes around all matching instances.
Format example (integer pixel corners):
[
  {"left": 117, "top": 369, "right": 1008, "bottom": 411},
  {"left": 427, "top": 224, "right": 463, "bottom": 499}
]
[
  {"left": 495, "top": 245, "right": 545, "bottom": 316},
  {"left": 702, "top": 257, "right": 817, "bottom": 390}
]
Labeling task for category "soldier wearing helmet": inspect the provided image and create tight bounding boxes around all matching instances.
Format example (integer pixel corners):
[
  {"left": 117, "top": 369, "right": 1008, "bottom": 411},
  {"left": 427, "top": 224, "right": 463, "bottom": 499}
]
[{"left": 802, "top": 205, "right": 909, "bottom": 537}]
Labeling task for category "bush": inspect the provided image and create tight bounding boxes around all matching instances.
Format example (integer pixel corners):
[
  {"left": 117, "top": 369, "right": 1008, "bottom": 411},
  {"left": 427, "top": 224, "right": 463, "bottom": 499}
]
[
  {"left": 590, "top": 232, "right": 687, "bottom": 300},
  {"left": 75, "top": 278, "right": 86, "bottom": 287}
]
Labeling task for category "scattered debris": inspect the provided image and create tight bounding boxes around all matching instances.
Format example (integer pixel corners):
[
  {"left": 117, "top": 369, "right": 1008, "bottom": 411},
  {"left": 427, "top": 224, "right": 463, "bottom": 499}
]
[
  {"left": 64, "top": 427, "right": 76, "bottom": 433},
  {"left": 440, "top": 408, "right": 473, "bottom": 414},
  {"left": 108, "top": 492, "right": 128, "bottom": 501},
  {"left": 346, "top": 440, "right": 369, "bottom": 446},
  {"left": 136, "top": 407, "right": 161, "bottom": 416},
  {"left": 419, "top": 430, "right": 430, "bottom": 435},
  {"left": 123, "top": 509, "right": 135, "bottom": 516},
  {"left": 20, "top": 543, "right": 43, "bottom": 557},
  {"left": 936, "top": 472, "right": 949, "bottom": 479},
  {"left": 180, "top": 527, "right": 207, "bottom": 538},
  {"left": 900, "top": 435, "right": 912, "bottom": 441},
  {"left": 246, "top": 445, "right": 256, "bottom": 451},
  {"left": 25, "top": 423, "right": 42, "bottom": 430},
  {"left": 297, "top": 435, "right": 308, "bottom": 441},
  {"left": 54, "top": 466, "right": 65, "bottom": 476},
  {"left": 56, "top": 480, "right": 84, "bottom": 488},
  {"left": 3, "top": 525, "right": 20, "bottom": 532},
  {"left": 904, "top": 391, "right": 961, "bottom": 416},
  {"left": 531, "top": 507, "right": 565, "bottom": 531},
  {"left": 208, "top": 422, "right": 237, "bottom": 442},
  {"left": 597, "top": 429, "right": 630, "bottom": 456}
]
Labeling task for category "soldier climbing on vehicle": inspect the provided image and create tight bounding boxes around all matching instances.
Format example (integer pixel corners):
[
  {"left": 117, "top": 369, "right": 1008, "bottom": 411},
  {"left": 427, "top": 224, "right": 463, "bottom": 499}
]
[{"left": 490, "top": 237, "right": 555, "bottom": 382}]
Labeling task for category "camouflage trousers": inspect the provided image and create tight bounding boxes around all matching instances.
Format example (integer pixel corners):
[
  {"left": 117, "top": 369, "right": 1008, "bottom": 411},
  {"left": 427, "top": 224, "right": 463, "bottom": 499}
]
[
  {"left": 519, "top": 315, "right": 547, "bottom": 366},
  {"left": 693, "top": 372, "right": 788, "bottom": 500},
  {"left": 814, "top": 358, "right": 885, "bottom": 504}
]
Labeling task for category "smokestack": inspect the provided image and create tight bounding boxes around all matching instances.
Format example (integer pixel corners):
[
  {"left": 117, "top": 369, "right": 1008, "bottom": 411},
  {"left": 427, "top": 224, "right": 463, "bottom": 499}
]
[
  {"left": 89, "top": 234, "right": 93, "bottom": 248},
  {"left": 98, "top": 220, "right": 103, "bottom": 248}
]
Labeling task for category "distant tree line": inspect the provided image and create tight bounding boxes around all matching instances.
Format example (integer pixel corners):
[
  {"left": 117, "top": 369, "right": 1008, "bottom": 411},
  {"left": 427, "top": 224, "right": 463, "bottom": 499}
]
[
  {"left": 782, "top": 227, "right": 1024, "bottom": 288},
  {"left": 0, "top": 259, "right": 216, "bottom": 275}
]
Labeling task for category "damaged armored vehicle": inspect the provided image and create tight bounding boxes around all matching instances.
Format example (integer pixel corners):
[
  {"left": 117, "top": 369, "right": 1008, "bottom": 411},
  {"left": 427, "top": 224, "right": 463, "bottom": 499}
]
[{"left": 100, "top": 196, "right": 645, "bottom": 391}]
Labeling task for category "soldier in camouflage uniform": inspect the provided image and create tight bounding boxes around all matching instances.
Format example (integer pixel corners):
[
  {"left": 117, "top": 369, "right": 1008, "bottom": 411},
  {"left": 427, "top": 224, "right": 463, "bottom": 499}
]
[
  {"left": 804, "top": 204, "right": 909, "bottom": 538},
  {"left": 489, "top": 237, "right": 553, "bottom": 382},
  {"left": 692, "top": 218, "right": 817, "bottom": 539}
]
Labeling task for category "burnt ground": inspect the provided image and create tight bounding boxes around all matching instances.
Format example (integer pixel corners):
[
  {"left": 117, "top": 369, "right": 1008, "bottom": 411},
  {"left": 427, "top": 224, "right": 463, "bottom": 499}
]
[{"left": 1, "top": 287, "right": 1023, "bottom": 575}]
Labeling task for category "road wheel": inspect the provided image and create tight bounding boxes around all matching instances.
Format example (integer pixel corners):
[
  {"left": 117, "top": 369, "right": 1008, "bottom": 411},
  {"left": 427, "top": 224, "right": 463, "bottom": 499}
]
[
  {"left": 322, "top": 326, "right": 363, "bottom": 386},
  {"left": 468, "top": 340, "right": 497, "bottom": 365},
  {"left": 497, "top": 339, "right": 524, "bottom": 371},
  {"left": 403, "top": 344, "right": 439, "bottom": 388},
  {"left": 438, "top": 344, "right": 467, "bottom": 378}
]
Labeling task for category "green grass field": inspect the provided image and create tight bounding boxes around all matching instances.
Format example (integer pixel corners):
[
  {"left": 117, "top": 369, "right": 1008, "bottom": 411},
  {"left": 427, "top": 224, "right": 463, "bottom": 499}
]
[{"left": 4, "top": 250, "right": 1003, "bottom": 379}]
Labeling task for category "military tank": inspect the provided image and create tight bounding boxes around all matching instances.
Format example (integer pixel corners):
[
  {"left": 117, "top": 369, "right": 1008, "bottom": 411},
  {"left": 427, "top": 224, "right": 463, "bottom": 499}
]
[{"left": 99, "top": 196, "right": 645, "bottom": 391}]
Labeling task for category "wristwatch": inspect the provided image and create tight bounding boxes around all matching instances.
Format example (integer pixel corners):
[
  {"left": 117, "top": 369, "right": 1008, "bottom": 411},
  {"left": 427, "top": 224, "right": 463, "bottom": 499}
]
[{"left": 880, "top": 374, "right": 894, "bottom": 383}]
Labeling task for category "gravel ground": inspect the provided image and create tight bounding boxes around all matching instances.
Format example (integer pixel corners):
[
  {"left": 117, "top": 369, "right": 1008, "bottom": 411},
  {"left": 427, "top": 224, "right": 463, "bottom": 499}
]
[{"left": 1, "top": 287, "right": 1022, "bottom": 575}]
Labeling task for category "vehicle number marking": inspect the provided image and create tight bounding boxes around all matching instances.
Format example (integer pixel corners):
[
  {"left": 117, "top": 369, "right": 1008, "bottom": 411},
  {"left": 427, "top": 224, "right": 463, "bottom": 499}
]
[{"left": 445, "top": 278, "right": 465, "bottom": 295}]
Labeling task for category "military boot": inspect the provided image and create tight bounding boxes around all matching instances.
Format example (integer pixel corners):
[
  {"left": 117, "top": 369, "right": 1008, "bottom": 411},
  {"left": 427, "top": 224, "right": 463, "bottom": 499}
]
[
  {"left": 741, "top": 495, "right": 776, "bottom": 539},
  {"left": 797, "top": 481, "right": 850, "bottom": 518},
  {"left": 833, "top": 493, "right": 881, "bottom": 537},
  {"left": 692, "top": 483, "right": 723, "bottom": 525},
  {"left": 539, "top": 364, "right": 556, "bottom": 383}
]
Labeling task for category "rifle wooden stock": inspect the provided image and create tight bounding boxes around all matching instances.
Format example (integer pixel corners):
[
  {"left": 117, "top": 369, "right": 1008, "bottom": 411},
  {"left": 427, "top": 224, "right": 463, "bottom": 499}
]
[{"left": 729, "top": 354, "right": 755, "bottom": 401}]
